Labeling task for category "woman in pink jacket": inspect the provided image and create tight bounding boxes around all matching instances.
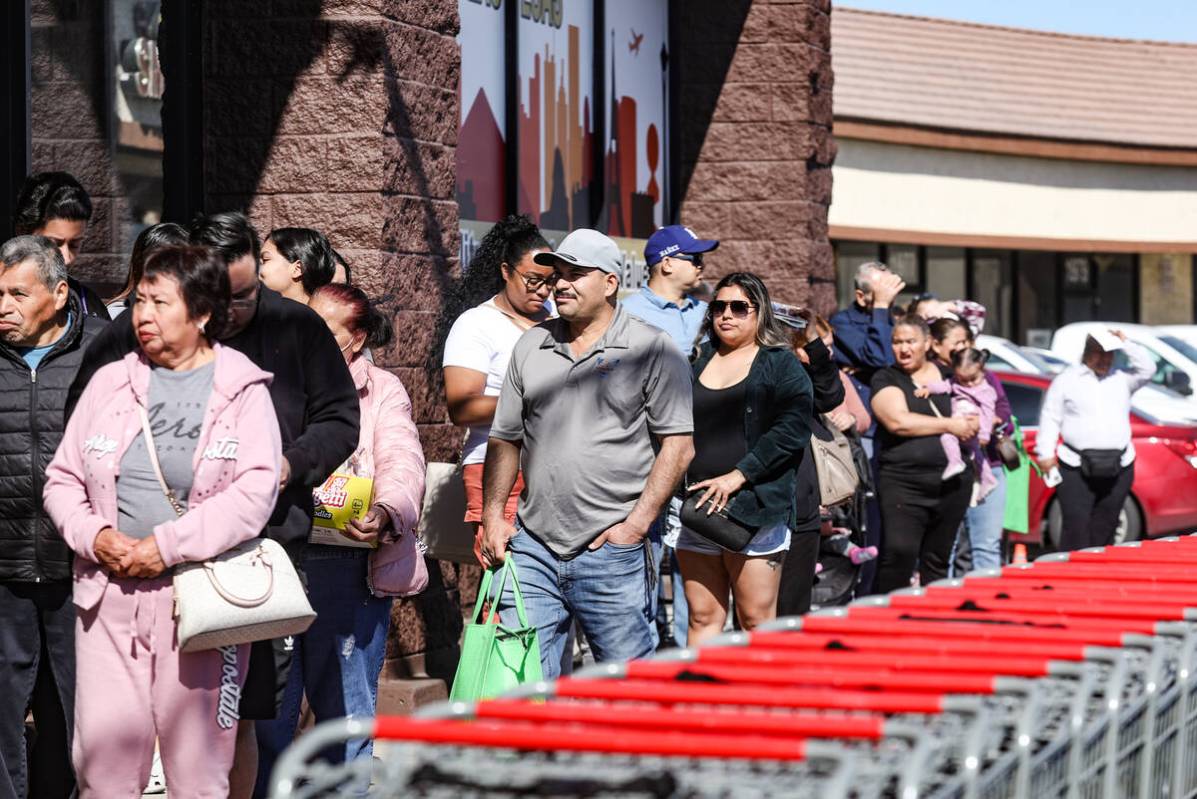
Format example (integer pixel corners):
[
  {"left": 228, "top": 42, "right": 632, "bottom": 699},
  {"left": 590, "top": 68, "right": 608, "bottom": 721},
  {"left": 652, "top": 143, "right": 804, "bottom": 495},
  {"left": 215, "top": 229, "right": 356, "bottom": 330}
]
[
  {"left": 43, "top": 246, "right": 281, "bottom": 797},
  {"left": 255, "top": 283, "right": 426, "bottom": 794}
]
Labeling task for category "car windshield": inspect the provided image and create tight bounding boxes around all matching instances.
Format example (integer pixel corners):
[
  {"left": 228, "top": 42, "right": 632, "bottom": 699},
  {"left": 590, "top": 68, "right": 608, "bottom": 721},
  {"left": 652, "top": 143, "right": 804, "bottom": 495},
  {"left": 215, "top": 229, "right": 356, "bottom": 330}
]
[
  {"left": 1160, "top": 335, "right": 1197, "bottom": 364},
  {"left": 1017, "top": 347, "right": 1066, "bottom": 374}
]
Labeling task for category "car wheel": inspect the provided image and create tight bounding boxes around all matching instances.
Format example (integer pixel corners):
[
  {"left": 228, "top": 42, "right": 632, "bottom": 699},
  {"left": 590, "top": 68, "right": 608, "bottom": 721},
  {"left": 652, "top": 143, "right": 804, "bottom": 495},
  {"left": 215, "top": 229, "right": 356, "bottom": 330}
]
[{"left": 1046, "top": 496, "right": 1142, "bottom": 549}]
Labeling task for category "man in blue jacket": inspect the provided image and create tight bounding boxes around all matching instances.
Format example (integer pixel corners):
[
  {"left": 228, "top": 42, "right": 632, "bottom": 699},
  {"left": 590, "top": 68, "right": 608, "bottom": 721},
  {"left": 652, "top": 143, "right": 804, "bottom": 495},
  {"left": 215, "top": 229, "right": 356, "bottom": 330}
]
[{"left": 829, "top": 261, "right": 905, "bottom": 413}]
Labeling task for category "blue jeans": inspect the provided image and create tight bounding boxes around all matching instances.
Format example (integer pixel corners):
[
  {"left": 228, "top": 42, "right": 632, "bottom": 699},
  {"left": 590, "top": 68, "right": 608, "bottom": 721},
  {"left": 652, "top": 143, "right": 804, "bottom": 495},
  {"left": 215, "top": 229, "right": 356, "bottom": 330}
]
[
  {"left": 501, "top": 524, "right": 655, "bottom": 681},
  {"left": 963, "top": 468, "right": 1007, "bottom": 572},
  {"left": 253, "top": 548, "right": 392, "bottom": 798}
]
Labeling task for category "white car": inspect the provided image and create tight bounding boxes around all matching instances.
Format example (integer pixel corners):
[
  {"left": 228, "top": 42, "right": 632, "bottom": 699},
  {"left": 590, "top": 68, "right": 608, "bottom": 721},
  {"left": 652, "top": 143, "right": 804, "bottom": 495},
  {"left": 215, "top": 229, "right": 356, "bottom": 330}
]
[
  {"left": 980, "top": 332, "right": 1197, "bottom": 425},
  {"left": 1050, "top": 323, "right": 1197, "bottom": 424}
]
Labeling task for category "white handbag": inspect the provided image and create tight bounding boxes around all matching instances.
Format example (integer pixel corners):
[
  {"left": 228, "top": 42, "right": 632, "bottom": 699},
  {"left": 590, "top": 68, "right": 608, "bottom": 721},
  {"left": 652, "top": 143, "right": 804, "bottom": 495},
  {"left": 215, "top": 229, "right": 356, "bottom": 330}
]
[
  {"left": 137, "top": 405, "right": 316, "bottom": 653},
  {"left": 418, "top": 461, "right": 476, "bottom": 564}
]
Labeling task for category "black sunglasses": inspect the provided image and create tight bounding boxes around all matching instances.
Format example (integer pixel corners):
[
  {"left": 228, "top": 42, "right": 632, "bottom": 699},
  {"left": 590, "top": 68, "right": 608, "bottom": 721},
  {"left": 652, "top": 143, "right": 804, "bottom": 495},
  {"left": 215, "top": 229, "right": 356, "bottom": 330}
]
[
  {"left": 710, "top": 300, "right": 757, "bottom": 318},
  {"left": 670, "top": 253, "right": 704, "bottom": 268}
]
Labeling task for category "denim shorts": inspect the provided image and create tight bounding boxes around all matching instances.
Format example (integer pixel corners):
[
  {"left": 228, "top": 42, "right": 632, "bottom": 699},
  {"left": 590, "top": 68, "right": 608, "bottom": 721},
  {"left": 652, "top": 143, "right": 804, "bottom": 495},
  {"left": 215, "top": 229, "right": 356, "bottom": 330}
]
[{"left": 676, "top": 520, "right": 791, "bottom": 557}]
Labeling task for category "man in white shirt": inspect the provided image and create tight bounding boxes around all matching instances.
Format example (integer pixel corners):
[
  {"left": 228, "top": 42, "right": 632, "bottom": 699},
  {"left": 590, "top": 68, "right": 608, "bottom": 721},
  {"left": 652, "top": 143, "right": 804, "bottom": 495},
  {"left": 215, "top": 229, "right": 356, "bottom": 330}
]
[{"left": 1036, "top": 330, "right": 1154, "bottom": 551}]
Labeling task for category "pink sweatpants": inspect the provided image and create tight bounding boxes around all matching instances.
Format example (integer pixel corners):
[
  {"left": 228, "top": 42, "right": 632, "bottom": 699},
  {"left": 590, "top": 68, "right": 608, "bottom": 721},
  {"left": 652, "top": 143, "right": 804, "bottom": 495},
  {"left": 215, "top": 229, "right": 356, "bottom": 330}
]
[{"left": 73, "top": 575, "right": 248, "bottom": 798}]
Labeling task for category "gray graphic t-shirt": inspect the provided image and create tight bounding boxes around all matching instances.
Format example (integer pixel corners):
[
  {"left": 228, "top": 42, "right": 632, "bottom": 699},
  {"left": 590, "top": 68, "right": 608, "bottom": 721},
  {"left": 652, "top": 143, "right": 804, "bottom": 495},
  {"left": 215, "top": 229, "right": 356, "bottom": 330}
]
[{"left": 117, "top": 362, "right": 215, "bottom": 539}]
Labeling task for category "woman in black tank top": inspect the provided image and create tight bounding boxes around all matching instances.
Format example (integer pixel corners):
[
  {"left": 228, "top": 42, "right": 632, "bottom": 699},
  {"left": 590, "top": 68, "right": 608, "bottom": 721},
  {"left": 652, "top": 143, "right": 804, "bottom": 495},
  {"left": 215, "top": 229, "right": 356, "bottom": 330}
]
[{"left": 677, "top": 273, "right": 814, "bottom": 646}]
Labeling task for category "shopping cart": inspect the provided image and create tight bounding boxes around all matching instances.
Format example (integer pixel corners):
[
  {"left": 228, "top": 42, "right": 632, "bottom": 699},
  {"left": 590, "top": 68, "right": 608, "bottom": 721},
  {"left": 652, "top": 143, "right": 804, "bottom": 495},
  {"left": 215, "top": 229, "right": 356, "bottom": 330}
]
[
  {"left": 268, "top": 711, "right": 861, "bottom": 799},
  {"left": 266, "top": 536, "right": 1197, "bottom": 799}
]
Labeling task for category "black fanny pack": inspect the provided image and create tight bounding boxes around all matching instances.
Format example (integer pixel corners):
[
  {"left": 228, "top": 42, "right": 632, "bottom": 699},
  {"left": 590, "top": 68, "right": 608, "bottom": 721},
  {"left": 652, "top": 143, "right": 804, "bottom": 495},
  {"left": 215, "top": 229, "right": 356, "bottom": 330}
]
[
  {"left": 679, "top": 492, "right": 756, "bottom": 552},
  {"left": 1078, "top": 448, "right": 1125, "bottom": 480}
]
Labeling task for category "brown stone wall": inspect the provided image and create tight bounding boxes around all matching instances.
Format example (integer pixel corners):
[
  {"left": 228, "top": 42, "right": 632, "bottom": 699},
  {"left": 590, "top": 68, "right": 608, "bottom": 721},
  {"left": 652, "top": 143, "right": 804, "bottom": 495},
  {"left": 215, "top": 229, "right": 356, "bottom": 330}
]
[
  {"left": 28, "top": 0, "right": 130, "bottom": 292},
  {"left": 203, "top": 0, "right": 467, "bottom": 692},
  {"left": 675, "top": 0, "right": 836, "bottom": 313}
]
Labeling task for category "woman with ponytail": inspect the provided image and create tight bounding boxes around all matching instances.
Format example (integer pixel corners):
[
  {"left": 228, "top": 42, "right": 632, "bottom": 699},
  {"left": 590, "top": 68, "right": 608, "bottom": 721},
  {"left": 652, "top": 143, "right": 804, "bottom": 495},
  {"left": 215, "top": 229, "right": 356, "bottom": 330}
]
[
  {"left": 256, "top": 283, "right": 426, "bottom": 792},
  {"left": 442, "top": 215, "right": 554, "bottom": 563}
]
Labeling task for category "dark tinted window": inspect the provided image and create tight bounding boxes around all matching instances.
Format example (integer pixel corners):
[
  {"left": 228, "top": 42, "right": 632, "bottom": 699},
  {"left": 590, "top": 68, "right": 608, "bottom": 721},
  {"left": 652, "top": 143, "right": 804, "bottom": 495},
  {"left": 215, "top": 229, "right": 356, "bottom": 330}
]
[{"left": 1002, "top": 381, "right": 1043, "bottom": 428}]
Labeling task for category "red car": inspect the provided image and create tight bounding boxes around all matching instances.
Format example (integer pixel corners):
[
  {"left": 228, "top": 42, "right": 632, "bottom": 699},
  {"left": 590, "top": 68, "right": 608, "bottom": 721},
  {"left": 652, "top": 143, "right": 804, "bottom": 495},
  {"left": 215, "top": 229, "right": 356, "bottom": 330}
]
[{"left": 997, "top": 371, "right": 1197, "bottom": 546}]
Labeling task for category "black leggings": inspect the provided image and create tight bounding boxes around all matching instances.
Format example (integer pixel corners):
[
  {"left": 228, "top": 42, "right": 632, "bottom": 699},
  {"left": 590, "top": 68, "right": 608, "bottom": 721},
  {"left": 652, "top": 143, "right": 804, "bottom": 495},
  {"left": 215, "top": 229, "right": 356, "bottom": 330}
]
[
  {"left": 776, "top": 530, "right": 821, "bottom": 617},
  {"left": 874, "top": 470, "right": 972, "bottom": 594},
  {"left": 1056, "top": 462, "right": 1134, "bottom": 551}
]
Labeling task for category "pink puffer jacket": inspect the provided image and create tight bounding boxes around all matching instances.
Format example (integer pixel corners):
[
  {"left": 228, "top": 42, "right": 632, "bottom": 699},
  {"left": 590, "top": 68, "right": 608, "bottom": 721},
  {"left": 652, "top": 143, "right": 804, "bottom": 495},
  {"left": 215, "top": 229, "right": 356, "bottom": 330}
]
[
  {"left": 345, "top": 356, "right": 428, "bottom": 597},
  {"left": 43, "top": 344, "right": 281, "bottom": 611}
]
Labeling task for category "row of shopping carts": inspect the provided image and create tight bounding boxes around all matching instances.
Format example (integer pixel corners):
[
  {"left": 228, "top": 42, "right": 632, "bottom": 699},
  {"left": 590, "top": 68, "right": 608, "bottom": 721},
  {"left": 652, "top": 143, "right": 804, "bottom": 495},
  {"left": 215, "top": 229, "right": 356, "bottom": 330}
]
[{"left": 269, "top": 536, "right": 1197, "bottom": 798}]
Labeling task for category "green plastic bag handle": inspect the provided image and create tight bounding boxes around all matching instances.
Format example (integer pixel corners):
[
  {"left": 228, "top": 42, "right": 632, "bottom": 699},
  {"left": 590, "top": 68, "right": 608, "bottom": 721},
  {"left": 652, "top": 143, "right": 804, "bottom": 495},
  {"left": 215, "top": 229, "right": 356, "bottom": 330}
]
[{"left": 470, "top": 558, "right": 530, "bottom": 630}]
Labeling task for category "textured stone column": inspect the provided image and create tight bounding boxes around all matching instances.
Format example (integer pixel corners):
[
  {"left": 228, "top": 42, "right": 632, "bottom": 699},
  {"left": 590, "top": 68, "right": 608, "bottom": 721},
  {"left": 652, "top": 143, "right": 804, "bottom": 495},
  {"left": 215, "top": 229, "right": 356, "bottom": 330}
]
[
  {"left": 675, "top": 0, "right": 836, "bottom": 313},
  {"left": 203, "top": 0, "right": 466, "bottom": 703}
]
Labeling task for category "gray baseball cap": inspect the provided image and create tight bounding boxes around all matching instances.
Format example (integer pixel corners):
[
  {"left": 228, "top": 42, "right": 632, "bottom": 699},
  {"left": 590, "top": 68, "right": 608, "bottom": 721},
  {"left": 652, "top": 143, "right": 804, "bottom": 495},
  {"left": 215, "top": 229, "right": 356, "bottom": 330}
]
[{"left": 533, "top": 229, "right": 623, "bottom": 275}]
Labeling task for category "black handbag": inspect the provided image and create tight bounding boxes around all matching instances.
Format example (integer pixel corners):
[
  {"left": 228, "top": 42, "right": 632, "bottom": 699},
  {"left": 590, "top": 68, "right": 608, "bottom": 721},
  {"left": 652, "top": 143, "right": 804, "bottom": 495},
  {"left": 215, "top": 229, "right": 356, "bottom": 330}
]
[
  {"left": 1079, "top": 448, "right": 1124, "bottom": 480},
  {"left": 679, "top": 492, "right": 756, "bottom": 552}
]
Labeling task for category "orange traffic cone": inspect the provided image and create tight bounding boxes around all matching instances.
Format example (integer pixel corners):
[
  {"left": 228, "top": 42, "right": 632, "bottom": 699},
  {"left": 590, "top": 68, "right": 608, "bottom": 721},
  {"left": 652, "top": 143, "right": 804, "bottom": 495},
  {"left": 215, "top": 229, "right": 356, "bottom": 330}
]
[{"left": 1011, "top": 543, "right": 1028, "bottom": 565}]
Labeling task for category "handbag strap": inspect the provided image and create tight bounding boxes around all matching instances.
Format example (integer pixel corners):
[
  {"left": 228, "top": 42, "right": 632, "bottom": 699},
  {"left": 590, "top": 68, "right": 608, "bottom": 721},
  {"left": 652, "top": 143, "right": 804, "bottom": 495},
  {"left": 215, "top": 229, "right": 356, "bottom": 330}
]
[
  {"left": 470, "top": 558, "right": 530, "bottom": 629},
  {"left": 137, "top": 404, "right": 186, "bottom": 518}
]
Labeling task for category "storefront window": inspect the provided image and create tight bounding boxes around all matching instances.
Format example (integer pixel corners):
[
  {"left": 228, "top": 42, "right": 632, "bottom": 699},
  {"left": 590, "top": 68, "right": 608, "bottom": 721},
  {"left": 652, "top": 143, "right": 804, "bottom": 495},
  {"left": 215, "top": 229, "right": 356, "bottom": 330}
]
[
  {"left": 834, "top": 241, "right": 880, "bottom": 307},
  {"left": 971, "top": 250, "right": 1013, "bottom": 339},
  {"left": 28, "top": 0, "right": 164, "bottom": 288},
  {"left": 1094, "top": 254, "right": 1135, "bottom": 322},
  {"left": 1017, "top": 251, "right": 1057, "bottom": 347},
  {"left": 925, "top": 247, "right": 965, "bottom": 303}
]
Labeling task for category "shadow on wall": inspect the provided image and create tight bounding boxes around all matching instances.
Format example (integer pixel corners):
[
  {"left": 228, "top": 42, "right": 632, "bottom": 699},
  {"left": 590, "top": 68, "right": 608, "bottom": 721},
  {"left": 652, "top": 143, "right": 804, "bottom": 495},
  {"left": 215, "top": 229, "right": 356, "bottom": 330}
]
[{"left": 672, "top": 0, "right": 753, "bottom": 205}]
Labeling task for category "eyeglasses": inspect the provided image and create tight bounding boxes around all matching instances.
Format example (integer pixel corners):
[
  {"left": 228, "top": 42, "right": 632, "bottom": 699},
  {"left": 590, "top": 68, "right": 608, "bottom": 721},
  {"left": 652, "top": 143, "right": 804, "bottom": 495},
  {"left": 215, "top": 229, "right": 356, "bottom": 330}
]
[
  {"left": 229, "top": 281, "right": 260, "bottom": 310},
  {"left": 670, "top": 253, "right": 704, "bottom": 268},
  {"left": 512, "top": 268, "right": 554, "bottom": 290},
  {"left": 710, "top": 300, "right": 757, "bottom": 318}
]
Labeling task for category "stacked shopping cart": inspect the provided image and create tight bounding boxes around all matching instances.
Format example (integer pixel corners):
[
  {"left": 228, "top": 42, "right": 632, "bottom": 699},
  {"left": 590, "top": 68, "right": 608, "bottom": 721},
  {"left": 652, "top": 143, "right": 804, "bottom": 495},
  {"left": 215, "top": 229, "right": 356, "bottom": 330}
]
[{"left": 269, "top": 536, "right": 1197, "bottom": 798}]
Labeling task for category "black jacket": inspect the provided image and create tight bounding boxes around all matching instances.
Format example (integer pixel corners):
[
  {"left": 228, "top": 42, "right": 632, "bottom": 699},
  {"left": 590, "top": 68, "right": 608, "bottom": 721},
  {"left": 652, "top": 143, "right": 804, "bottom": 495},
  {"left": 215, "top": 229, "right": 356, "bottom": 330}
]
[
  {"left": 67, "top": 287, "right": 360, "bottom": 559},
  {"left": 692, "top": 341, "right": 813, "bottom": 530},
  {"left": 795, "top": 337, "right": 847, "bottom": 533},
  {"left": 68, "top": 276, "right": 111, "bottom": 321},
  {"left": 0, "top": 294, "right": 106, "bottom": 582}
]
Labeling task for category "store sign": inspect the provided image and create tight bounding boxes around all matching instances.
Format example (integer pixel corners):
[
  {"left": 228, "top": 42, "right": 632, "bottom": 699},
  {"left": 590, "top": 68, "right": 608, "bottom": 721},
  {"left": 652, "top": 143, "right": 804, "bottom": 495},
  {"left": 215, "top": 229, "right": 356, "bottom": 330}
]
[{"left": 456, "top": 0, "right": 668, "bottom": 290}]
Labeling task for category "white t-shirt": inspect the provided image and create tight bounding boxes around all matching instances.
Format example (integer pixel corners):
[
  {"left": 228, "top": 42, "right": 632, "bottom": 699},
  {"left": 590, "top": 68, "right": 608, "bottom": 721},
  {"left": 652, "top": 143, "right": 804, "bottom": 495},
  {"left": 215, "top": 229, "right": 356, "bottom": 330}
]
[{"left": 442, "top": 300, "right": 529, "bottom": 465}]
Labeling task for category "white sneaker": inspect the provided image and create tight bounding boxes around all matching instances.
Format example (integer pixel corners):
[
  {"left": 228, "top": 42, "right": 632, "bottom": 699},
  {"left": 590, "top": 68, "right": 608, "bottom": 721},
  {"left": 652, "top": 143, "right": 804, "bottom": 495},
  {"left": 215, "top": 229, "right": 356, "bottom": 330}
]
[
  {"left": 943, "top": 462, "right": 966, "bottom": 480},
  {"left": 144, "top": 747, "right": 166, "bottom": 794}
]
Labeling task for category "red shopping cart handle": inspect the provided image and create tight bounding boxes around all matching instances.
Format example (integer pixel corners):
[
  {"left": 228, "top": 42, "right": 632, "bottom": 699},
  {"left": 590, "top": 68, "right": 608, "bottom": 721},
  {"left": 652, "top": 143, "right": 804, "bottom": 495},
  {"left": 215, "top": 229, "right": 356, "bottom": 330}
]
[
  {"left": 371, "top": 717, "right": 809, "bottom": 761},
  {"left": 473, "top": 698, "right": 888, "bottom": 740},
  {"left": 844, "top": 606, "right": 1162, "bottom": 634},
  {"left": 624, "top": 658, "right": 1003, "bottom": 693},
  {"left": 742, "top": 631, "right": 1092, "bottom": 660},
  {"left": 799, "top": 615, "right": 1133, "bottom": 646},
  {"left": 668, "top": 648, "right": 1054, "bottom": 678},
  {"left": 554, "top": 677, "right": 947, "bottom": 714},
  {"left": 1064, "top": 548, "right": 1197, "bottom": 564},
  {"left": 948, "top": 580, "right": 1197, "bottom": 604},
  {"left": 884, "top": 593, "right": 1190, "bottom": 621},
  {"left": 1001, "top": 563, "right": 1197, "bottom": 582}
]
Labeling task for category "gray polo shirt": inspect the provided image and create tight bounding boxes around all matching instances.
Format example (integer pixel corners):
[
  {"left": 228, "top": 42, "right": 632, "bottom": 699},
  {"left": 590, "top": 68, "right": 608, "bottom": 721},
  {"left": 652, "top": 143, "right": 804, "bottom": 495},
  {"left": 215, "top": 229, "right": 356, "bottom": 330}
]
[{"left": 490, "top": 304, "right": 693, "bottom": 557}]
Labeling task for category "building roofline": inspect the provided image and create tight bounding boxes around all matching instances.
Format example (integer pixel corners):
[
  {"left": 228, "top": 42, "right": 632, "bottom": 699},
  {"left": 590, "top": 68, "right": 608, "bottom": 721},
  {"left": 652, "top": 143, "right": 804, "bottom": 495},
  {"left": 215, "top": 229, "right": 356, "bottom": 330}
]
[
  {"left": 835, "top": 119, "right": 1197, "bottom": 167},
  {"left": 835, "top": 6, "right": 1197, "bottom": 50}
]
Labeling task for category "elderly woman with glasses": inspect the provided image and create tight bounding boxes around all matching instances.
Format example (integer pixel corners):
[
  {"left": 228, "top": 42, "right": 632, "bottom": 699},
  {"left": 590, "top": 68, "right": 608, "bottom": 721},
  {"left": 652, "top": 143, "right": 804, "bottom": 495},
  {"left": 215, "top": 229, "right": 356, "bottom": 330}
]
[
  {"left": 442, "top": 215, "right": 555, "bottom": 564},
  {"left": 676, "top": 273, "right": 814, "bottom": 646}
]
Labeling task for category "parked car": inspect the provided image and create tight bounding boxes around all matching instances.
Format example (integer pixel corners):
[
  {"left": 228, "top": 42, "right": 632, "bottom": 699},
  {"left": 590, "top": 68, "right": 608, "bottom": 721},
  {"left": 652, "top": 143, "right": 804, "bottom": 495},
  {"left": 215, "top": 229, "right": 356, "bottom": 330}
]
[
  {"left": 979, "top": 333, "right": 1197, "bottom": 424},
  {"left": 1048, "top": 323, "right": 1197, "bottom": 424},
  {"left": 997, "top": 371, "right": 1197, "bottom": 547}
]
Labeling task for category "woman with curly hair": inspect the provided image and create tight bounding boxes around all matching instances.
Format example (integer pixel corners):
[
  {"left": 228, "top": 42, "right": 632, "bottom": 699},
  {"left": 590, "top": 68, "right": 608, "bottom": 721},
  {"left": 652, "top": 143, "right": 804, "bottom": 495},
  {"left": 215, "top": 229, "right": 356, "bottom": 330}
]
[{"left": 442, "top": 215, "right": 554, "bottom": 562}]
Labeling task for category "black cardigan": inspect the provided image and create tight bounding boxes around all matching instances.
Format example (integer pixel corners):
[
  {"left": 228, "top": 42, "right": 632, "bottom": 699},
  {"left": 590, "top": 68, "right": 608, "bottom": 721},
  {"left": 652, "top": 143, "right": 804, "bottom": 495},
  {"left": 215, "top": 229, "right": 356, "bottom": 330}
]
[
  {"left": 691, "top": 340, "right": 814, "bottom": 530},
  {"left": 66, "top": 287, "right": 360, "bottom": 558}
]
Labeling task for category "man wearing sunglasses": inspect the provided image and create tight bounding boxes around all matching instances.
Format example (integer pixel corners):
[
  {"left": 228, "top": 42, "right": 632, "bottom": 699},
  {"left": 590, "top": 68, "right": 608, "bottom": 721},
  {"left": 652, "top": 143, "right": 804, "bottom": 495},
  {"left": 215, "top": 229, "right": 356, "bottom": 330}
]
[
  {"left": 622, "top": 225, "right": 718, "bottom": 358},
  {"left": 480, "top": 228, "right": 694, "bottom": 679}
]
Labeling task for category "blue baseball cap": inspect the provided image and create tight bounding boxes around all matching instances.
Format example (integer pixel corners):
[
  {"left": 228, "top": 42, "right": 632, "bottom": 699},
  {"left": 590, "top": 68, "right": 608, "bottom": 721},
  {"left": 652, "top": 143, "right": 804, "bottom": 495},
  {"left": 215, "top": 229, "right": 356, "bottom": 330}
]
[{"left": 644, "top": 225, "right": 719, "bottom": 267}]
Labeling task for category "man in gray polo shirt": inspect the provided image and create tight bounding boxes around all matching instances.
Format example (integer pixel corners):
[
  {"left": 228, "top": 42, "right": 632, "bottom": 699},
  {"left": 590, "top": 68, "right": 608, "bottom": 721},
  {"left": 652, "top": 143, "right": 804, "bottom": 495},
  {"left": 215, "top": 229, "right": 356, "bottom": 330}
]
[{"left": 480, "top": 228, "right": 694, "bottom": 678}]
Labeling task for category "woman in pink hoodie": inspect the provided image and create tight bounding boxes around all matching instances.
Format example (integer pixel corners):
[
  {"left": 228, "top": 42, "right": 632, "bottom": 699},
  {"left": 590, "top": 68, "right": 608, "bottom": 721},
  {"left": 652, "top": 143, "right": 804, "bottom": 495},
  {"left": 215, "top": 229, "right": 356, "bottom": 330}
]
[
  {"left": 254, "top": 283, "right": 426, "bottom": 794},
  {"left": 43, "top": 247, "right": 281, "bottom": 798}
]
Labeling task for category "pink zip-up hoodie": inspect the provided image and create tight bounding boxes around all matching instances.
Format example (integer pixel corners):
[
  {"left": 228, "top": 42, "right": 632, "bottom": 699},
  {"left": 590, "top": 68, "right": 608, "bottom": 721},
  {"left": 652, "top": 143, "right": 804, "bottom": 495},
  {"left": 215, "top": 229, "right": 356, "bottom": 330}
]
[
  {"left": 43, "top": 343, "right": 281, "bottom": 611},
  {"left": 345, "top": 356, "right": 427, "bottom": 597}
]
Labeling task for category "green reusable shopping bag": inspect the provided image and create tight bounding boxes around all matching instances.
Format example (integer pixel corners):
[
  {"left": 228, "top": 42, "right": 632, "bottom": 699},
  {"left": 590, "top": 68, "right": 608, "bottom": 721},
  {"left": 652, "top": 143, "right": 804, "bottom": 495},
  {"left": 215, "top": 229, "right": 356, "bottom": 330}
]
[
  {"left": 1002, "top": 417, "right": 1040, "bottom": 535},
  {"left": 449, "top": 558, "right": 543, "bottom": 702}
]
